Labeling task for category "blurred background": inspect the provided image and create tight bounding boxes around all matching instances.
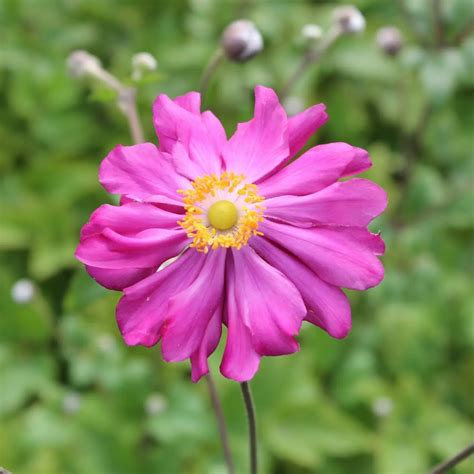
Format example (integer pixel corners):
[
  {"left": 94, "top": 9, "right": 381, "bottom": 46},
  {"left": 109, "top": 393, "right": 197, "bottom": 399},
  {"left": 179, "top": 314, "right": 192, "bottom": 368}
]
[{"left": 1, "top": 0, "right": 473, "bottom": 473}]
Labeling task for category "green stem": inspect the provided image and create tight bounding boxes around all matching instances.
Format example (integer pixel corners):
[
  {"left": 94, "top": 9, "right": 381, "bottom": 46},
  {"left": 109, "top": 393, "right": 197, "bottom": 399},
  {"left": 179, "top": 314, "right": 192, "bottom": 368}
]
[
  {"left": 240, "top": 381, "right": 257, "bottom": 474},
  {"left": 205, "top": 374, "right": 235, "bottom": 474}
]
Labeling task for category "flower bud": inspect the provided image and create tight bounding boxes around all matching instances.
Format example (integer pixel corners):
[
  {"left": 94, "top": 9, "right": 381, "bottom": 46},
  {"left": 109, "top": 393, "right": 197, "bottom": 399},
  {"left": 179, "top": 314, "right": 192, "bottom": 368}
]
[
  {"left": 333, "top": 6, "right": 366, "bottom": 34},
  {"left": 372, "top": 397, "right": 393, "bottom": 417},
  {"left": 376, "top": 26, "right": 403, "bottom": 56},
  {"left": 220, "top": 20, "right": 263, "bottom": 62},
  {"left": 67, "top": 50, "right": 101, "bottom": 78},
  {"left": 63, "top": 392, "right": 81, "bottom": 414},
  {"left": 145, "top": 393, "right": 167, "bottom": 415},
  {"left": 11, "top": 279, "right": 35, "bottom": 304},
  {"left": 301, "top": 24, "right": 323, "bottom": 42},
  {"left": 131, "top": 52, "right": 158, "bottom": 80},
  {"left": 283, "top": 96, "right": 305, "bottom": 115}
]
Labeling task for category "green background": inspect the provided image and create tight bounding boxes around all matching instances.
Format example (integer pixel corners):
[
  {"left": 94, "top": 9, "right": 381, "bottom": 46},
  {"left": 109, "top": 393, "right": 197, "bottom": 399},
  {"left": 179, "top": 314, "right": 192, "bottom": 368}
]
[{"left": 1, "top": 0, "right": 473, "bottom": 473}]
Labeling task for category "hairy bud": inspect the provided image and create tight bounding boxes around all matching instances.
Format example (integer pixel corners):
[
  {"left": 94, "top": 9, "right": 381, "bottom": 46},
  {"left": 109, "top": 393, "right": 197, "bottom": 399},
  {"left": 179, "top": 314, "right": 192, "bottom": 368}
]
[
  {"left": 301, "top": 24, "right": 323, "bottom": 42},
  {"left": 221, "top": 20, "right": 263, "bottom": 62},
  {"left": 132, "top": 52, "right": 158, "bottom": 80},
  {"left": 376, "top": 27, "right": 403, "bottom": 56},
  {"left": 11, "top": 279, "right": 35, "bottom": 304},
  {"left": 333, "top": 6, "right": 366, "bottom": 34},
  {"left": 67, "top": 50, "right": 101, "bottom": 78}
]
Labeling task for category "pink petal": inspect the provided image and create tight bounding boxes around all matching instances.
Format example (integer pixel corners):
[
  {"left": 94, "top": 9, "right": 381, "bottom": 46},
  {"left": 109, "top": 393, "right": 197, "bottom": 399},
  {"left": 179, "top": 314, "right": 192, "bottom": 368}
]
[
  {"left": 287, "top": 103, "right": 328, "bottom": 158},
  {"left": 220, "top": 247, "right": 306, "bottom": 382},
  {"left": 99, "top": 143, "right": 187, "bottom": 204},
  {"left": 190, "top": 303, "right": 223, "bottom": 383},
  {"left": 343, "top": 146, "right": 372, "bottom": 176},
  {"left": 264, "top": 178, "right": 388, "bottom": 227},
  {"left": 116, "top": 249, "right": 208, "bottom": 347},
  {"left": 161, "top": 249, "right": 226, "bottom": 364},
  {"left": 75, "top": 203, "right": 188, "bottom": 270},
  {"left": 260, "top": 219, "right": 385, "bottom": 290},
  {"left": 257, "top": 142, "right": 370, "bottom": 198},
  {"left": 153, "top": 93, "right": 226, "bottom": 176},
  {"left": 251, "top": 236, "right": 351, "bottom": 338},
  {"left": 174, "top": 91, "right": 201, "bottom": 114},
  {"left": 85, "top": 265, "right": 155, "bottom": 291},
  {"left": 222, "top": 86, "right": 289, "bottom": 182}
]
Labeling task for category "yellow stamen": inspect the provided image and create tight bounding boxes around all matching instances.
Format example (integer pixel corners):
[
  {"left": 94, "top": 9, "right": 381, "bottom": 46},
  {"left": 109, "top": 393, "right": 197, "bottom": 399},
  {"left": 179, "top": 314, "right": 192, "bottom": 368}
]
[{"left": 178, "top": 172, "right": 265, "bottom": 252}]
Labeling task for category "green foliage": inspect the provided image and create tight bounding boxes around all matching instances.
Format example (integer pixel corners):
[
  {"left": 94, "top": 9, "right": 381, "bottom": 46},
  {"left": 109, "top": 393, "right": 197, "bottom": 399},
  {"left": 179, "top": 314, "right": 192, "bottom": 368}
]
[{"left": 1, "top": 0, "right": 473, "bottom": 473}]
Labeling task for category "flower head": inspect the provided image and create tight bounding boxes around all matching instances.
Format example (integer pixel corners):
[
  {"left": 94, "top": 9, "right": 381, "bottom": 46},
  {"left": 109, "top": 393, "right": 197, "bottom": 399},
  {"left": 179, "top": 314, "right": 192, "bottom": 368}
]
[
  {"left": 333, "top": 6, "right": 366, "bottom": 34},
  {"left": 220, "top": 20, "right": 263, "bottom": 62},
  {"left": 376, "top": 26, "right": 403, "bottom": 57},
  {"left": 76, "top": 86, "right": 387, "bottom": 382}
]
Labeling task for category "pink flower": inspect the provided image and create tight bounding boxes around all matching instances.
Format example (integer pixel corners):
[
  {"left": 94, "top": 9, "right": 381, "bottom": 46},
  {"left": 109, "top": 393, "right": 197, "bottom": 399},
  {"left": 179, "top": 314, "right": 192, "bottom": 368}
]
[{"left": 75, "top": 86, "right": 387, "bottom": 382}]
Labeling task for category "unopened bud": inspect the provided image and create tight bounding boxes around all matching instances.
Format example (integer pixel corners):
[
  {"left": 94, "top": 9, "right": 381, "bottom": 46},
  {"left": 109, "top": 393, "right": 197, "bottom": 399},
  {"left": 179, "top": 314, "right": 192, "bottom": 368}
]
[
  {"left": 67, "top": 50, "right": 101, "bottom": 78},
  {"left": 131, "top": 52, "right": 158, "bottom": 80},
  {"left": 301, "top": 24, "right": 323, "bottom": 42},
  {"left": 220, "top": 20, "right": 263, "bottom": 62},
  {"left": 333, "top": 6, "right": 366, "bottom": 34},
  {"left": 63, "top": 392, "right": 81, "bottom": 414},
  {"left": 372, "top": 397, "right": 393, "bottom": 417},
  {"left": 283, "top": 96, "right": 305, "bottom": 115},
  {"left": 376, "top": 27, "right": 403, "bottom": 56},
  {"left": 11, "top": 279, "right": 35, "bottom": 304},
  {"left": 145, "top": 393, "right": 167, "bottom": 415}
]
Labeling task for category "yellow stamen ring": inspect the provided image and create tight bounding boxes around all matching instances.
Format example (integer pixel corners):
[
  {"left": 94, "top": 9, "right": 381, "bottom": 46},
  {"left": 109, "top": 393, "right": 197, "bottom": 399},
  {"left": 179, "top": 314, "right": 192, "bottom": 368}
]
[{"left": 178, "top": 172, "right": 265, "bottom": 252}]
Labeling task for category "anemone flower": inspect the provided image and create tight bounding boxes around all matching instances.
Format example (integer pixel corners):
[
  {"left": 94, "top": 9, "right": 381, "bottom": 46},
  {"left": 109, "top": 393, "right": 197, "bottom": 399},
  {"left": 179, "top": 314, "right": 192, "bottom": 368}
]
[{"left": 75, "top": 86, "right": 387, "bottom": 382}]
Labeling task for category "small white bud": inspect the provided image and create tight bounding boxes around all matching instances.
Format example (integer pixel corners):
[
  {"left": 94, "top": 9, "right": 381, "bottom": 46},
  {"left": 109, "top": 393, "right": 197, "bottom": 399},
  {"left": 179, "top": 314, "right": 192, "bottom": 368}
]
[
  {"left": 283, "top": 96, "right": 305, "bottom": 115},
  {"left": 301, "top": 24, "right": 323, "bottom": 41},
  {"left": 11, "top": 279, "right": 35, "bottom": 304},
  {"left": 96, "top": 333, "right": 116, "bottom": 353},
  {"left": 145, "top": 393, "right": 167, "bottom": 415},
  {"left": 221, "top": 20, "right": 263, "bottom": 62},
  {"left": 376, "top": 27, "right": 403, "bottom": 56},
  {"left": 372, "top": 397, "right": 393, "bottom": 417},
  {"left": 131, "top": 52, "right": 158, "bottom": 80},
  {"left": 67, "top": 50, "right": 102, "bottom": 78},
  {"left": 63, "top": 392, "right": 81, "bottom": 414},
  {"left": 333, "top": 6, "right": 366, "bottom": 34}
]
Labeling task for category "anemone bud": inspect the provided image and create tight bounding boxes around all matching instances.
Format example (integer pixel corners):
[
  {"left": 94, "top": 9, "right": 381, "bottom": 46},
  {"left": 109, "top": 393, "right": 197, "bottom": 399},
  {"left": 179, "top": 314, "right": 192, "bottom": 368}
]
[
  {"left": 376, "top": 26, "right": 403, "bottom": 56},
  {"left": 221, "top": 19, "right": 263, "bottom": 62},
  {"left": 333, "top": 6, "right": 366, "bottom": 34},
  {"left": 67, "top": 50, "right": 101, "bottom": 78}
]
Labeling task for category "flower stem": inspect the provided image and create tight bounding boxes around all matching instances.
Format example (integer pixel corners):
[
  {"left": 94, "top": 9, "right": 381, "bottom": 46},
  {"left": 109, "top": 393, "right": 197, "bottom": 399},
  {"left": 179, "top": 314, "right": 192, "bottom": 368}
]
[
  {"left": 280, "top": 25, "right": 341, "bottom": 100},
  {"left": 240, "top": 381, "right": 257, "bottom": 474},
  {"left": 430, "top": 443, "right": 474, "bottom": 474},
  {"left": 205, "top": 373, "right": 235, "bottom": 474},
  {"left": 86, "top": 64, "right": 145, "bottom": 144},
  {"left": 199, "top": 48, "right": 224, "bottom": 96}
]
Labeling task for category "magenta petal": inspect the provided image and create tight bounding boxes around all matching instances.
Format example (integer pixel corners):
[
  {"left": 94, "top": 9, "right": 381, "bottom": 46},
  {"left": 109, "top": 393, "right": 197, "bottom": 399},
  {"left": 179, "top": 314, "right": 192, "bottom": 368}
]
[
  {"left": 116, "top": 250, "right": 208, "bottom": 347},
  {"left": 220, "top": 247, "right": 306, "bottom": 382},
  {"left": 99, "top": 143, "right": 187, "bottom": 204},
  {"left": 257, "top": 142, "right": 368, "bottom": 198},
  {"left": 265, "top": 178, "right": 388, "bottom": 227},
  {"left": 260, "top": 219, "right": 385, "bottom": 290},
  {"left": 222, "top": 86, "right": 289, "bottom": 182},
  {"left": 343, "top": 146, "right": 372, "bottom": 176},
  {"left": 173, "top": 91, "right": 201, "bottom": 114},
  {"left": 153, "top": 93, "right": 225, "bottom": 176},
  {"left": 76, "top": 203, "right": 188, "bottom": 270},
  {"left": 161, "top": 249, "right": 226, "bottom": 363},
  {"left": 190, "top": 303, "right": 223, "bottom": 383},
  {"left": 85, "top": 265, "right": 155, "bottom": 291},
  {"left": 251, "top": 237, "right": 351, "bottom": 338},
  {"left": 287, "top": 103, "right": 328, "bottom": 157}
]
